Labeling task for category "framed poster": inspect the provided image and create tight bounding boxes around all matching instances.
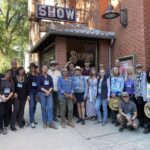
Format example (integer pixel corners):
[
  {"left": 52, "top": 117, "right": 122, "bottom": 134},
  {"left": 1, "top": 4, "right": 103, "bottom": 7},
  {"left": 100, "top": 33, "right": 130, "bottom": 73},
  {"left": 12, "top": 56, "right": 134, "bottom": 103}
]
[{"left": 119, "top": 54, "right": 135, "bottom": 78}]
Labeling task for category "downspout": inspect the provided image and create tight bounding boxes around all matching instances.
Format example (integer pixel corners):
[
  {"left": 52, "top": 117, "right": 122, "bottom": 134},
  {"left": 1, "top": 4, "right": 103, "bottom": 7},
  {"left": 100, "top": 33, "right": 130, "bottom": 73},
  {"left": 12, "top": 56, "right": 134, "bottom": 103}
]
[{"left": 109, "top": 38, "right": 114, "bottom": 70}]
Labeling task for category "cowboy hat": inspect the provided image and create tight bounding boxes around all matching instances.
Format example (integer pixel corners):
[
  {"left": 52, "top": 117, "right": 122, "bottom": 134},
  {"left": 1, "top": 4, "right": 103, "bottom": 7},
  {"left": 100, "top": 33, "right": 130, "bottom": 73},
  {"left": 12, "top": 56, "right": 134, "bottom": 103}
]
[
  {"left": 109, "top": 97, "right": 121, "bottom": 111},
  {"left": 144, "top": 102, "right": 150, "bottom": 119}
]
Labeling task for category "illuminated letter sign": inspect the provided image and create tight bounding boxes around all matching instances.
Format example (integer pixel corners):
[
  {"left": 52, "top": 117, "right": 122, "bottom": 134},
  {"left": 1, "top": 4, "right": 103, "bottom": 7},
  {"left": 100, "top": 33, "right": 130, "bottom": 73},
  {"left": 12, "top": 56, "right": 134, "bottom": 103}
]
[{"left": 36, "top": 4, "right": 76, "bottom": 22}]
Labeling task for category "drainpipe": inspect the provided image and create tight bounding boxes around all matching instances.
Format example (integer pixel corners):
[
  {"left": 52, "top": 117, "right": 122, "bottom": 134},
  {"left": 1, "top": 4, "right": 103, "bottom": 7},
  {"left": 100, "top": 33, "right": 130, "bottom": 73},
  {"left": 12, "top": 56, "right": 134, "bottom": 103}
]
[{"left": 109, "top": 38, "right": 114, "bottom": 70}]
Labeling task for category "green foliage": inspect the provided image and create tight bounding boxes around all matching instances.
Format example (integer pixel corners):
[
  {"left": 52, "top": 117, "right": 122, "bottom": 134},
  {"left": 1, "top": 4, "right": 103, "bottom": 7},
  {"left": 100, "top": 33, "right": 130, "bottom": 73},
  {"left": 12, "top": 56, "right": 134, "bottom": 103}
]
[{"left": 0, "top": 0, "right": 28, "bottom": 73}]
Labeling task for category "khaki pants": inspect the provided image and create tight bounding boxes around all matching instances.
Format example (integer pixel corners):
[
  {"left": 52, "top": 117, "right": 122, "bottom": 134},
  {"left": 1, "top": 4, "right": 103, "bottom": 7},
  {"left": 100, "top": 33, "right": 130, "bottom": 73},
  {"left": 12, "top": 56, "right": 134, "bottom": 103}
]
[{"left": 58, "top": 95, "right": 73, "bottom": 121}]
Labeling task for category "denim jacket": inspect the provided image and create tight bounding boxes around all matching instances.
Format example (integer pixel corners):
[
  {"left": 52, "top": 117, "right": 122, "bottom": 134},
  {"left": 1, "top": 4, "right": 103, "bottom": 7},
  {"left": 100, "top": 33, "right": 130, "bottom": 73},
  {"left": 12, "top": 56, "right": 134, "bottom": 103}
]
[
  {"left": 57, "top": 76, "right": 74, "bottom": 96},
  {"left": 111, "top": 76, "right": 124, "bottom": 95},
  {"left": 73, "top": 75, "right": 88, "bottom": 97}
]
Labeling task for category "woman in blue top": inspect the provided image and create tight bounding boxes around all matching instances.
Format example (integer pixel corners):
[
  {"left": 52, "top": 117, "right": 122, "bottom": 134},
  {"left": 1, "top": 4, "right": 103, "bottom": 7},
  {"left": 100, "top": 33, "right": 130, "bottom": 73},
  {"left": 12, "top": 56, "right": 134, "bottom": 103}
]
[
  {"left": 57, "top": 68, "right": 75, "bottom": 128},
  {"left": 110, "top": 67, "right": 124, "bottom": 124},
  {"left": 37, "top": 65, "right": 57, "bottom": 129},
  {"left": 73, "top": 66, "right": 88, "bottom": 125},
  {"left": 124, "top": 67, "right": 135, "bottom": 102}
]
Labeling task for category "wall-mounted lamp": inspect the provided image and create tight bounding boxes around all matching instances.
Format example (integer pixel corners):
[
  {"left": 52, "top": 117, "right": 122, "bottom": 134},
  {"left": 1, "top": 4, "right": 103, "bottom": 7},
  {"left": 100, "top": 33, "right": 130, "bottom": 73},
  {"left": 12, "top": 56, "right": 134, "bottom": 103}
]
[{"left": 102, "top": 0, "right": 128, "bottom": 27}]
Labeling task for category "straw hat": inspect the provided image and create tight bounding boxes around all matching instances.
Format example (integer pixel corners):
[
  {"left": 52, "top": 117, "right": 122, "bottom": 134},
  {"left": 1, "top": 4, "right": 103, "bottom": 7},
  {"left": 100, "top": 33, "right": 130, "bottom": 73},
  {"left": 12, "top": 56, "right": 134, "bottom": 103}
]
[
  {"left": 109, "top": 97, "right": 121, "bottom": 111},
  {"left": 144, "top": 102, "right": 150, "bottom": 118},
  {"left": 74, "top": 66, "right": 81, "bottom": 71}
]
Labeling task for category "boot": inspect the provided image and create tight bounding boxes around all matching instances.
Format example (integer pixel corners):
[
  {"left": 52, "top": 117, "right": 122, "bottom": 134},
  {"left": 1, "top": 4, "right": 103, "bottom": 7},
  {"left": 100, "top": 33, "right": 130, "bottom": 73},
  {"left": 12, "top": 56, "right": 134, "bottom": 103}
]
[{"left": 68, "top": 120, "right": 75, "bottom": 128}]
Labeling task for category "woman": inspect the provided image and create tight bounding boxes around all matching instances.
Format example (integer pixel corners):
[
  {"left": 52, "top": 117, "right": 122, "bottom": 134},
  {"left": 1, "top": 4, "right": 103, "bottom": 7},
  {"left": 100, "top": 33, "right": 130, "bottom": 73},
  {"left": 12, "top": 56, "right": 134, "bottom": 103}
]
[
  {"left": 11, "top": 66, "right": 29, "bottom": 129},
  {"left": 27, "top": 63, "right": 38, "bottom": 128},
  {"left": 37, "top": 65, "right": 57, "bottom": 129},
  {"left": 73, "top": 66, "right": 88, "bottom": 125},
  {"left": 58, "top": 68, "right": 74, "bottom": 128},
  {"left": 134, "top": 64, "right": 147, "bottom": 127},
  {"left": 0, "top": 70, "right": 14, "bottom": 135},
  {"left": 124, "top": 67, "right": 135, "bottom": 102},
  {"left": 95, "top": 69, "right": 110, "bottom": 126},
  {"left": 86, "top": 68, "right": 97, "bottom": 120},
  {"left": 110, "top": 67, "right": 124, "bottom": 124}
]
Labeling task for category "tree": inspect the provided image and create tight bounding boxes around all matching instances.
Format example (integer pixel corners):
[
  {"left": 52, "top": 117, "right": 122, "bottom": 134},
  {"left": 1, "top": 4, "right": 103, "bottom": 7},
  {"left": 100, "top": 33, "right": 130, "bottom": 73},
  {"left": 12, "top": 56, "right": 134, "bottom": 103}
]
[{"left": 0, "top": 0, "right": 28, "bottom": 72}]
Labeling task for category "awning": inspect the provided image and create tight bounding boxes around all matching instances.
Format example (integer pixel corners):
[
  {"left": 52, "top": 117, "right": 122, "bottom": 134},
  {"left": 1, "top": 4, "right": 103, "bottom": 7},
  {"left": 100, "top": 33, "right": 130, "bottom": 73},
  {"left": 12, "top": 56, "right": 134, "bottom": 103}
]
[{"left": 30, "top": 28, "right": 116, "bottom": 53}]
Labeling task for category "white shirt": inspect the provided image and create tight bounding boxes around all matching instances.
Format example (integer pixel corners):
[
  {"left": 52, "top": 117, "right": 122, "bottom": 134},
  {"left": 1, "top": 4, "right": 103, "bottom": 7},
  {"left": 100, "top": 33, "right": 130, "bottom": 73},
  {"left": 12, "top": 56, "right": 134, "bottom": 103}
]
[
  {"left": 147, "top": 83, "right": 150, "bottom": 100},
  {"left": 48, "top": 69, "right": 61, "bottom": 91}
]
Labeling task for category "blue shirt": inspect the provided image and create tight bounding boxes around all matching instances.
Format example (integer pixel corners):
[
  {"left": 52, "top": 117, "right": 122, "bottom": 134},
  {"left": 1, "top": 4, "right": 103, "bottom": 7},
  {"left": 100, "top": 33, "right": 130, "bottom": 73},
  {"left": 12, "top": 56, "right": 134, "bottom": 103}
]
[
  {"left": 124, "top": 79, "right": 134, "bottom": 95},
  {"left": 73, "top": 75, "right": 88, "bottom": 97},
  {"left": 37, "top": 74, "right": 53, "bottom": 92},
  {"left": 57, "top": 76, "right": 74, "bottom": 96}
]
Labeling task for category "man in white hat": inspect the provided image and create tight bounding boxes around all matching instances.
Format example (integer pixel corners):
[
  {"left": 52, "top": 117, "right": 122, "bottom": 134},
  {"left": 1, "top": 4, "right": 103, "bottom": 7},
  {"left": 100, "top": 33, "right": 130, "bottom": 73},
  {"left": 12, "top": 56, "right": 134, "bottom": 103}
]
[
  {"left": 117, "top": 92, "right": 139, "bottom": 132},
  {"left": 48, "top": 60, "right": 61, "bottom": 122}
]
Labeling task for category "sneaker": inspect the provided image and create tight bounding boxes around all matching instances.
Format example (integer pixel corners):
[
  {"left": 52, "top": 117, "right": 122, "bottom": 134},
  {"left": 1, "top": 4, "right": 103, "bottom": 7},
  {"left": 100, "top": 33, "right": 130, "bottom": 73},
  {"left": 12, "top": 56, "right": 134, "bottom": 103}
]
[
  {"left": 3, "top": 128, "right": 7, "bottom": 135},
  {"left": 76, "top": 118, "right": 81, "bottom": 123},
  {"left": 43, "top": 123, "right": 47, "bottom": 129},
  {"left": 30, "top": 122, "right": 35, "bottom": 128},
  {"left": 102, "top": 122, "right": 107, "bottom": 126},
  {"left": 49, "top": 122, "right": 58, "bottom": 129},
  {"left": 94, "top": 120, "right": 102, "bottom": 124},
  {"left": 34, "top": 122, "right": 38, "bottom": 125},
  {"left": 119, "top": 126, "right": 126, "bottom": 132},
  {"left": 81, "top": 119, "right": 85, "bottom": 125}
]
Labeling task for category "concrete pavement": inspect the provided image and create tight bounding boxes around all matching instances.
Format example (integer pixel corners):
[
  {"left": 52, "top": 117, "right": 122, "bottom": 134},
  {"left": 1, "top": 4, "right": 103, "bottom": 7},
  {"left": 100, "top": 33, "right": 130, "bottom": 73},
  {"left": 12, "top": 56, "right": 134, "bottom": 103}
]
[{"left": 0, "top": 102, "right": 150, "bottom": 150}]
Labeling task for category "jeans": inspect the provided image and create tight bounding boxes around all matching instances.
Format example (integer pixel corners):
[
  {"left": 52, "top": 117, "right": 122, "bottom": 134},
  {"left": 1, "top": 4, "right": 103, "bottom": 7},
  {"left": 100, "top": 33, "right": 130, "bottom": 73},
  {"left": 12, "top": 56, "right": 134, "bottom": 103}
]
[
  {"left": 29, "top": 92, "right": 37, "bottom": 123},
  {"left": 38, "top": 92, "right": 53, "bottom": 124},
  {"left": 58, "top": 95, "right": 73, "bottom": 121},
  {"left": 95, "top": 95, "right": 108, "bottom": 123}
]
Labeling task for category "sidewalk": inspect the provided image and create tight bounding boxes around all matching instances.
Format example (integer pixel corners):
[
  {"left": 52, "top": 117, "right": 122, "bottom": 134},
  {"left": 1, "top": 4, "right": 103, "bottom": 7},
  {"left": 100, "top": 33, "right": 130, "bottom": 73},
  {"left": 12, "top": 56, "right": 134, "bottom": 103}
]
[{"left": 0, "top": 103, "right": 150, "bottom": 150}]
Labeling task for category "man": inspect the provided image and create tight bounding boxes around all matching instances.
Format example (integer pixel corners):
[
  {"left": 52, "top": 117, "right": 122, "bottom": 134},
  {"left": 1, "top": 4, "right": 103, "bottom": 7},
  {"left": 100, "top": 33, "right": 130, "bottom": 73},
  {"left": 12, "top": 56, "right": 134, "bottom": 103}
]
[
  {"left": 134, "top": 64, "right": 147, "bottom": 127},
  {"left": 10, "top": 59, "right": 18, "bottom": 80},
  {"left": 117, "top": 92, "right": 139, "bottom": 132},
  {"left": 48, "top": 60, "right": 61, "bottom": 122}
]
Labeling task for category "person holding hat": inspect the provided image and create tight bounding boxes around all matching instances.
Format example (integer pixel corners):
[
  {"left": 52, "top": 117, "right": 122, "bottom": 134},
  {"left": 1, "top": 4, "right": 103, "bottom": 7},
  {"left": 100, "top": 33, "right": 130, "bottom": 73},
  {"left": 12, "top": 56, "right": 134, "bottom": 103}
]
[
  {"left": 57, "top": 68, "right": 75, "bottom": 128},
  {"left": 143, "top": 69, "right": 150, "bottom": 134},
  {"left": 95, "top": 68, "right": 110, "bottom": 126},
  {"left": 48, "top": 60, "right": 61, "bottom": 122},
  {"left": 73, "top": 66, "right": 88, "bottom": 125},
  {"left": 110, "top": 67, "right": 124, "bottom": 124},
  {"left": 27, "top": 63, "right": 38, "bottom": 128},
  {"left": 134, "top": 64, "right": 147, "bottom": 127},
  {"left": 117, "top": 92, "right": 139, "bottom": 132}
]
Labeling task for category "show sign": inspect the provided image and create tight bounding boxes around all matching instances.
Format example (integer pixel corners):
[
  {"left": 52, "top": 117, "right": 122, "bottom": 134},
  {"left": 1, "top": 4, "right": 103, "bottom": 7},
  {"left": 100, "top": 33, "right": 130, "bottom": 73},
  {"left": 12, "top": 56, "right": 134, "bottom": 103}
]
[{"left": 36, "top": 4, "right": 76, "bottom": 22}]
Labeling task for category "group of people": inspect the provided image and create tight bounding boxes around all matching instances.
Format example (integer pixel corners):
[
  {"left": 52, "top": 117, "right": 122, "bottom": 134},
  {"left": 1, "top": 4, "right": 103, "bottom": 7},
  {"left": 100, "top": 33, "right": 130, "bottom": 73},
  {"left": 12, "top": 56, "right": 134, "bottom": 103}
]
[{"left": 0, "top": 59, "right": 150, "bottom": 136}]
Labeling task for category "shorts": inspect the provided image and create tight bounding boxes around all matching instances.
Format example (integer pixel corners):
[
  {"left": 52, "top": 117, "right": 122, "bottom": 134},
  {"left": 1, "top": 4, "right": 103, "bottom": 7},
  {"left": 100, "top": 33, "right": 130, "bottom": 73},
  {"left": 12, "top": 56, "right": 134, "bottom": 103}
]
[{"left": 75, "top": 92, "right": 84, "bottom": 103}]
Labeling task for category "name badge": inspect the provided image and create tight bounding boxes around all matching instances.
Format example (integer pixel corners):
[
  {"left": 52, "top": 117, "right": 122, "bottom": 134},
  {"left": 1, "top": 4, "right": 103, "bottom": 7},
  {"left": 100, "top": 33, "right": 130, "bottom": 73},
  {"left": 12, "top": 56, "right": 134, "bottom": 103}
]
[
  {"left": 127, "top": 84, "right": 132, "bottom": 88},
  {"left": 44, "top": 80, "right": 49, "bottom": 85},
  {"left": 32, "top": 82, "right": 37, "bottom": 87},
  {"left": 17, "top": 83, "right": 23, "bottom": 88},
  {"left": 4, "top": 88, "right": 10, "bottom": 94}
]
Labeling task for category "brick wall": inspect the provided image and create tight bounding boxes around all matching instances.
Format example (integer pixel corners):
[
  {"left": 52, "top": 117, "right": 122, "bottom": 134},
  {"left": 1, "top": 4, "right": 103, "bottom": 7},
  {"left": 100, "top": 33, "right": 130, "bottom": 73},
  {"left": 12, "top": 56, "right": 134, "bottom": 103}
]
[
  {"left": 100, "top": 0, "right": 147, "bottom": 69},
  {"left": 55, "top": 36, "right": 67, "bottom": 68}
]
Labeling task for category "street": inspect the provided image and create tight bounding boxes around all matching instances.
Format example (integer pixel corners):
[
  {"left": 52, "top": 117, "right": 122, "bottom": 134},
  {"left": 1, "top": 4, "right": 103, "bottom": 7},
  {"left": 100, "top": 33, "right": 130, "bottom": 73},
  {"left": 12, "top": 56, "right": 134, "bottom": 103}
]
[{"left": 0, "top": 102, "right": 150, "bottom": 150}]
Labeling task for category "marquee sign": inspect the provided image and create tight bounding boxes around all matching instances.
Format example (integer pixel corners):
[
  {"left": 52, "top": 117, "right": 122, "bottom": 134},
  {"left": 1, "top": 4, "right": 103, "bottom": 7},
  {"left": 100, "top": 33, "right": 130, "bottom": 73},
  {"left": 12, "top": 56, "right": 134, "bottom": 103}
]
[{"left": 36, "top": 4, "right": 76, "bottom": 22}]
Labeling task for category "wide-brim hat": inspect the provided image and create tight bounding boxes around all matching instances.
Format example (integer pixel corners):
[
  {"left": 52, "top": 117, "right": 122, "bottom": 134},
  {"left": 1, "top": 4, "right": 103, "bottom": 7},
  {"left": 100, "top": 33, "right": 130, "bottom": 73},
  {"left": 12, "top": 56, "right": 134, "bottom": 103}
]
[
  {"left": 28, "top": 63, "right": 38, "bottom": 69},
  {"left": 50, "top": 60, "right": 59, "bottom": 65},
  {"left": 74, "top": 66, "right": 81, "bottom": 71},
  {"left": 109, "top": 97, "right": 121, "bottom": 111},
  {"left": 144, "top": 102, "right": 150, "bottom": 118},
  {"left": 136, "top": 64, "right": 143, "bottom": 69}
]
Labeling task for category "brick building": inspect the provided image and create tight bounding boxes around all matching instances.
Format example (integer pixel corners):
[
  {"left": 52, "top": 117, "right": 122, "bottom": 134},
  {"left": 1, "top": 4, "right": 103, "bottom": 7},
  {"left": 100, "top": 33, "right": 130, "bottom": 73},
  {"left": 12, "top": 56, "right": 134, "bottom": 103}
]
[{"left": 28, "top": 0, "right": 150, "bottom": 71}]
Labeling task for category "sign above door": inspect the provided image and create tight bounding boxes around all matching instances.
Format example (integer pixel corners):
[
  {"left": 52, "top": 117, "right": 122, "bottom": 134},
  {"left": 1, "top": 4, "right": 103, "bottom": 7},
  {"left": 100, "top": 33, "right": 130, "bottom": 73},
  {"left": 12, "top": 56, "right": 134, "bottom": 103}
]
[{"left": 36, "top": 4, "right": 76, "bottom": 22}]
